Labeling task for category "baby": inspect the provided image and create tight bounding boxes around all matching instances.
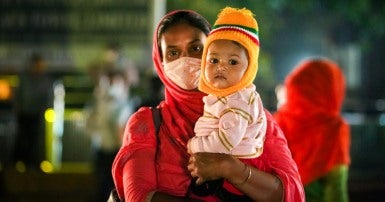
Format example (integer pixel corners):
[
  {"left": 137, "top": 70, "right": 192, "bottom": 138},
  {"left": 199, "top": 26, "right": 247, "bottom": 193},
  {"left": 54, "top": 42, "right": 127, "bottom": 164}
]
[{"left": 187, "top": 7, "right": 267, "bottom": 198}]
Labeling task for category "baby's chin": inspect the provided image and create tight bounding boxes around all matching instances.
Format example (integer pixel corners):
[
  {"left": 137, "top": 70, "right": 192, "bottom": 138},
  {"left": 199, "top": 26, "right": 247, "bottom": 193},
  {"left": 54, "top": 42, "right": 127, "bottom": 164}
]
[{"left": 212, "top": 83, "right": 229, "bottom": 89}]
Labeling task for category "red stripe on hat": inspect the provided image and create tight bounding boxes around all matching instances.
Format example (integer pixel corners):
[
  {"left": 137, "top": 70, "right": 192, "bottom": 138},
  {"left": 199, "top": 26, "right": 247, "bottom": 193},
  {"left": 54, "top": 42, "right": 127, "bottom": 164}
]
[{"left": 210, "top": 27, "right": 259, "bottom": 46}]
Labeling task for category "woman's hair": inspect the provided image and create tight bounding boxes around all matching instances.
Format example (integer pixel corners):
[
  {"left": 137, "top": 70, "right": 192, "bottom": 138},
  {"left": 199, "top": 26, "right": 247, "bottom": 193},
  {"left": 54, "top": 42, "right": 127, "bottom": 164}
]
[{"left": 157, "top": 10, "right": 211, "bottom": 48}]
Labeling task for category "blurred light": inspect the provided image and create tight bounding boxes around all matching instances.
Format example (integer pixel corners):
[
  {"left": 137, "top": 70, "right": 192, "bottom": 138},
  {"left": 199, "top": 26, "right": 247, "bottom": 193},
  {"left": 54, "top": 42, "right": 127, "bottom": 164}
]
[
  {"left": 375, "top": 99, "right": 385, "bottom": 111},
  {"left": 69, "top": 111, "right": 85, "bottom": 127},
  {"left": 343, "top": 112, "right": 365, "bottom": 125},
  {"left": 0, "top": 75, "right": 19, "bottom": 87},
  {"left": 15, "top": 161, "right": 26, "bottom": 173},
  {"left": 0, "top": 80, "right": 11, "bottom": 100},
  {"left": 45, "top": 108, "right": 55, "bottom": 123},
  {"left": 379, "top": 113, "right": 385, "bottom": 126},
  {"left": 40, "top": 161, "right": 54, "bottom": 173}
]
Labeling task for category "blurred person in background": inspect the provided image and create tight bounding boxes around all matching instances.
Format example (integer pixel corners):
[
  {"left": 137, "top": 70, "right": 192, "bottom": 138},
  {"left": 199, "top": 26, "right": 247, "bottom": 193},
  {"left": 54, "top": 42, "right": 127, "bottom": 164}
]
[
  {"left": 0, "top": 71, "right": 17, "bottom": 168},
  {"left": 135, "top": 75, "right": 164, "bottom": 110},
  {"left": 14, "top": 53, "right": 54, "bottom": 170},
  {"left": 274, "top": 58, "right": 351, "bottom": 202},
  {"left": 85, "top": 43, "right": 138, "bottom": 202},
  {"left": 102, "top": 43, "right": 139, "bottom": 90},
  {"left": 87, "top": 43, "right": 139, "bottom": 97}
]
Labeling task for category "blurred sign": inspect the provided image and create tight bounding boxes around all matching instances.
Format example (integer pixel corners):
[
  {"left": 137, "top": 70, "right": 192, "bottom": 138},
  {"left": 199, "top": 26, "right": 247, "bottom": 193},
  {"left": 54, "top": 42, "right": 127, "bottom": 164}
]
[{"left": 0, "top": 0, "right": 150, "bottom": 43}]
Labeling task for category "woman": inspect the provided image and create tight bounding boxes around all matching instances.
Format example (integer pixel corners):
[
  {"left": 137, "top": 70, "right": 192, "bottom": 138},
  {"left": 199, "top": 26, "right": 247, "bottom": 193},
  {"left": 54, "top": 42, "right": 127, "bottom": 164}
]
[
  {"left": 274, "top": 58, "right": 350, "bottom": 202},
  {"left": 112, "top": 9, "right": 304, "bottom": 201}
]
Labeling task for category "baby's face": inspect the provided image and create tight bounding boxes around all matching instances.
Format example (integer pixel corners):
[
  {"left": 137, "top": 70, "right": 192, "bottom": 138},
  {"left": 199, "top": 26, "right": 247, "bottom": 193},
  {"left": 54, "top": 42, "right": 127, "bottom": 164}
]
[{"left": 204, "top": 39, "right": 248, "bottom": 89}]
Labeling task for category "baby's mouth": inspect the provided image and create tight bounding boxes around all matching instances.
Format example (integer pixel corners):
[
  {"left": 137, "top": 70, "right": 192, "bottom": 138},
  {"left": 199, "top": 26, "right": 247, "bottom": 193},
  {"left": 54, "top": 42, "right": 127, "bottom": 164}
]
[{"left": 214, "top": 74, "right": 226, "bottom": 80}]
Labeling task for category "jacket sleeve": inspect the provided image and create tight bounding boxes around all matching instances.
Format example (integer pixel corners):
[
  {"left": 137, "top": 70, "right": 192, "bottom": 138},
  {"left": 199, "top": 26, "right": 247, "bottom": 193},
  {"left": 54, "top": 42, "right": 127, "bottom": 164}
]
[
  {"left": 255, "top": 109, "right": 305, "bottom": 202},
  {"left": 111, "top": 107, "right": 158, "bottom": 202},
  {"left": 190, "top": 110, "right": 248, "bottom": 154}
]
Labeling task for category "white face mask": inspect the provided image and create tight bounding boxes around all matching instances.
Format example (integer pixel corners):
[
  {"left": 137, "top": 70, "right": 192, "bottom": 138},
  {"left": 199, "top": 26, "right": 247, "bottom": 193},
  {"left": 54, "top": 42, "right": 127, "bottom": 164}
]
[
  {"left": 108, "top": 78, "right": 127, "bottom": 101},
  {"left": 163, "top": 57, "right": 201, "bottom": 90},
  {"left": 98, "top": 75, "right": 127, "bottom": 101}
]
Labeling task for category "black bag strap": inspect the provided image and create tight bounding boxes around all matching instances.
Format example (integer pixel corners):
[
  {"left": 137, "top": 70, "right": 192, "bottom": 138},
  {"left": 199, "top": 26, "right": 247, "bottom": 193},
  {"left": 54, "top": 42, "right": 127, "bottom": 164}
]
[
  {"left": 152, "top": 107, "right": 162, "bottom": 162},
  {"left": 151, "top": 107, "right": 162, "bottom": 134}
]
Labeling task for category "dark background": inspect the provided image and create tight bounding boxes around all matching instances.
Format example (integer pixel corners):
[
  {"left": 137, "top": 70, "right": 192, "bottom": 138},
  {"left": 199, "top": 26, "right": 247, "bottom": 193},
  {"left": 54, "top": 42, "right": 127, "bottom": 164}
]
[{"left": 0, "top": 0, "right": 384, "bottom": 201}]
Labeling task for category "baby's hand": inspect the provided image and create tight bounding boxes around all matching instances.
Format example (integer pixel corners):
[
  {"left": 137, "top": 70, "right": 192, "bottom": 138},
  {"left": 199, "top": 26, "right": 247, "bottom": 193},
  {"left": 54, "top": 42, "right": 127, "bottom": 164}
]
[{"left": 187, "top": 139, "right": 192, "bottom": 154}]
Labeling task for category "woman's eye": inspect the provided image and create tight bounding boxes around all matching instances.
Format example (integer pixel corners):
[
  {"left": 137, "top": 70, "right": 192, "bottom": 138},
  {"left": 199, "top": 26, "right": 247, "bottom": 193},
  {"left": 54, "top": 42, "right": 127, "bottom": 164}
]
[
  {"left": 168, "top": 50, "right": 179, "bottom": 58},
  {"left": 191, "top": 45, "right": 203, "bottom": 53}
]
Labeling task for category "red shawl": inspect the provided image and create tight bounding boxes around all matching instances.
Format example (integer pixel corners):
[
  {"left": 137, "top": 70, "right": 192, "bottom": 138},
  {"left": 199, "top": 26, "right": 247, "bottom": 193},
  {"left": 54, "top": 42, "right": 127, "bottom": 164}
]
[
  {"left": 274, "top": 59, "right": 351, "bottom": 185},
  {"left": 112, "top": 10, "right": 304, "bottom": 202}
]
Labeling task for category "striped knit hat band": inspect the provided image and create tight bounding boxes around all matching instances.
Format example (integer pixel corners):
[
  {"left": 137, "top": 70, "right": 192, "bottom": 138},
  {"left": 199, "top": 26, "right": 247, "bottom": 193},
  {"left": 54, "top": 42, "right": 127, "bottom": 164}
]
[
  {"left": 210, "top": 24, "right": 259, "bottom": 46},
  {"left": 199, "top": 7, "right": 260, "bottom": 97}
]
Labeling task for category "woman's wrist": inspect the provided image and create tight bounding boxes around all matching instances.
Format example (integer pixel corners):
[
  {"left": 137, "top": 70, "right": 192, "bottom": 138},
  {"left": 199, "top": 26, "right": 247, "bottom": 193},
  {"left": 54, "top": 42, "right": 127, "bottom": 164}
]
[
  {"left": 234, "top": 164, "right": 252, "bottom": 185},
  {"left": 223, "top": 157, "right": 250, "bottom": 185}
]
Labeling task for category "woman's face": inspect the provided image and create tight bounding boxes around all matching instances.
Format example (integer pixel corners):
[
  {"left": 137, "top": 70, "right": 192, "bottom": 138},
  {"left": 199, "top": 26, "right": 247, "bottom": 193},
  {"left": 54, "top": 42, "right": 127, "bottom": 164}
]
[{"left": 160, "top": 23, "right": 207, "bottom": 64}]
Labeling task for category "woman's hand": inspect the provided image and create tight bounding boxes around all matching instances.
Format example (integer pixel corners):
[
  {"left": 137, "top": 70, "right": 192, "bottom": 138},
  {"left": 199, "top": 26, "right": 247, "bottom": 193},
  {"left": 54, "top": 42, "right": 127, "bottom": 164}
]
[
  {"left": 187, "top": 152, "right": 244, "bottom": 185},
  {"left": 187, "top": 152, "right": 283, "bottom": 201}
]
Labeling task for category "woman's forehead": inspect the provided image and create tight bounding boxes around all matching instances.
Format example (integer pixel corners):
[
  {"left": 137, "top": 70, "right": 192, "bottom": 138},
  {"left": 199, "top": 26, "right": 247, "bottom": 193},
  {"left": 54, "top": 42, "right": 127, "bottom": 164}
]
[{"left": 161, "top": 24, "right": 205, "bottom": 47}]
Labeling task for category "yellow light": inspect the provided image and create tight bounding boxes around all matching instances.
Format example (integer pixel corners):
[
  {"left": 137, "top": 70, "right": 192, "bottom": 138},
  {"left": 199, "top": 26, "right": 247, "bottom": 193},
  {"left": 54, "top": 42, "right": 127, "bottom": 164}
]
[
  {"left": 0, "top": 80, "right": 11, "bottom": 100},
  {"left": 40, "top": 161, "right": 54, "bottom": 173},
  {"left": 15, "top": 161, "right": 26, "bottom": 173},
  {"left": 45, "top": 108, "right": 55, "bottom": 123}
]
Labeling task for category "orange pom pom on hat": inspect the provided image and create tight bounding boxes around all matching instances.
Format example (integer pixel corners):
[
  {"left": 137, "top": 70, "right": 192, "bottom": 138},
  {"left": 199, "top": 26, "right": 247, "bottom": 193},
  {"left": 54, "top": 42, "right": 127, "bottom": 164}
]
[{"left": 199, "top": 7, "right": 260, "bottom": 97}]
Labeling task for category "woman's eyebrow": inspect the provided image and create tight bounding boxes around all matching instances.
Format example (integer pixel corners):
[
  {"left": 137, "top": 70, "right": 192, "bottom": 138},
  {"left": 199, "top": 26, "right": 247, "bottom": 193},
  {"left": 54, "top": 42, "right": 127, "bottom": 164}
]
[
  {"left": 166, "top": 45, "right": 177, "bottom": 49},
  {"left": 188, "top": 38, "right": 202, "bottom": 45}
]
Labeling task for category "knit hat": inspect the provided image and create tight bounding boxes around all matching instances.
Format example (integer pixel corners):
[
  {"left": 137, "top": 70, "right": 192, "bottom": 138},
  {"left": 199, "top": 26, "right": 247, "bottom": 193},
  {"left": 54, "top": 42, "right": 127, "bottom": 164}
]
[{"left": 199, "top": 7, "right": 260, "bottom": 97}]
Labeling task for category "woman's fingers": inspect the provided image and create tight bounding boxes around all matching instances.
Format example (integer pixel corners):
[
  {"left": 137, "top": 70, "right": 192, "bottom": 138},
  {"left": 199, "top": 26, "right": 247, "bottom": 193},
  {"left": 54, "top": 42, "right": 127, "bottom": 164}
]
[
  {"left": 188, "top": 153, "right": 220, "bottom": 182},
  {"left": 195, "top": 177, "right": 205, "bottom": 185}
]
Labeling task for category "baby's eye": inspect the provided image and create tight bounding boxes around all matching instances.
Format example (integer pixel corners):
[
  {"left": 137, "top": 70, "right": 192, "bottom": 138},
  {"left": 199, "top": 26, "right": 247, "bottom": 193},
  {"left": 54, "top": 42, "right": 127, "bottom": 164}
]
[
  {"left": 229, "top": 59, "right": 238, "bottom": 65},
  {"left": 209, "top": 58, "right": 219, "bottom": 64}
]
